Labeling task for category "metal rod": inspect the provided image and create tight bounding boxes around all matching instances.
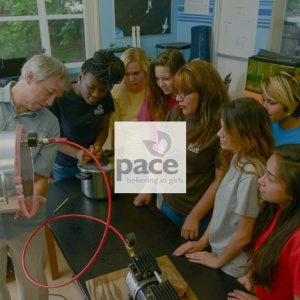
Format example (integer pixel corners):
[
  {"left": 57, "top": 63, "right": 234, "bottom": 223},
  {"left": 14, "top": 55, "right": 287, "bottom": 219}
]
[
  {"left": 154, "top": 271, "right": 162, "bottom": 283},
  {"left": 217, "top": 53, "right": 249, "bottom": 62}
]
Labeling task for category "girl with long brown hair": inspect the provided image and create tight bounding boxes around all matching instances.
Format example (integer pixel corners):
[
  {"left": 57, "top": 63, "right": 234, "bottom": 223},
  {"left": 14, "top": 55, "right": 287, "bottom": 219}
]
[
  {"left": 157, "top": 60, "right": 230, "bottom": 240},
  {"left": 174, "top": 98, "right": 274, "bottom": 278},
  {"left": 134, "top": 49, "right": 186, "bottom": 206},
  {"left": 228, "top": 144, "right": 300, "bottom": 300},
  {"left": 137, "top": 48, "right": 186, "bottom": 121}
]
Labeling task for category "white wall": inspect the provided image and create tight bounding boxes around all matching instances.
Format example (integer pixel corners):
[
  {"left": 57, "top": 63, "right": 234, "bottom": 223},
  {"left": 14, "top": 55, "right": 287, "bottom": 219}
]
[
  {"left": 98, "top": 0, "right": 179, "bottom": 61},
  {"left": 213, "top": 0, "right": 273, "bottom": 99},
  {"left": 96, "top": 0, "right": 273, "bottom": 98},
  {"left": 216, "top": 58, "right": 248, "bottom": 100}
]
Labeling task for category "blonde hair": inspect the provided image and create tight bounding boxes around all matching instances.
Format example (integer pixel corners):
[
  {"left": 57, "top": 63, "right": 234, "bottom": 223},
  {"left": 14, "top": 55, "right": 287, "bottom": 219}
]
[
  {"left": 111, "top": 48, "right": 149, "bottom": 112},
  {"left": 260, "top": 71, "right": 300, "bottom": 117},
  {"left": 20, "top": 55, "right": 71, "bottom": 91}
]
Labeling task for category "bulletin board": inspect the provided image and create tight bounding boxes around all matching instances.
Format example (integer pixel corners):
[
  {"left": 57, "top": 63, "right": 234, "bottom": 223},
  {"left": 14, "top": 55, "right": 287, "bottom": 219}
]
[
  {"left": 114, "top": 0, "right": 171, "bottom": 37},
  {"left": 218, "top": 0, "right": 259, "bottom": 58}
]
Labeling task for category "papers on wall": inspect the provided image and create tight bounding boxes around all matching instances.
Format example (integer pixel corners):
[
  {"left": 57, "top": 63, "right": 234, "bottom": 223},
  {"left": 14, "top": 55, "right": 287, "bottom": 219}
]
[
  {"left": 184, "top": 0, "right": 210, "bottom": 15},
  {"left": 218, "top": 0, "right": 259, "bottom": 58}
]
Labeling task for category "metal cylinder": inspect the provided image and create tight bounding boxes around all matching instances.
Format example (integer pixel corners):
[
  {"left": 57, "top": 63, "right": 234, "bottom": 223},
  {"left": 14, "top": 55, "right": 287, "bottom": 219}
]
[
  {"left": 0, "top": 125, "right": 34, "bottom": 209},
  {"left": 76, "top": 157, "right": 114, "bottom": 199}
]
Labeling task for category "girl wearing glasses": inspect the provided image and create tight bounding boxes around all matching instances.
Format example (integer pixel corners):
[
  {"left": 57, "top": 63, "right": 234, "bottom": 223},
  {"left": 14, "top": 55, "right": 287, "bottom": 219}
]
[
  {"left": 160, "top": 60, "right": 230, "bottom": 239},
  {"left": 173, "top": 98, "right": 274, "bottom": 279}
]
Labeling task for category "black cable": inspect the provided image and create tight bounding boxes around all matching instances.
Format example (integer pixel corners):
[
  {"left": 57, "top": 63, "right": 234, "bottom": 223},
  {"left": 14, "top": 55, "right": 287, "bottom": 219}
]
[{"left": 49, "top": 294, "right": 67, "bottom": 300}]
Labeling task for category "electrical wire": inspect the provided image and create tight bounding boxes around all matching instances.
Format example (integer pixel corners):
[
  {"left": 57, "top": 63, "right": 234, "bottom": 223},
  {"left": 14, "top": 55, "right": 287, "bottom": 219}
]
[{"left": 22, "top": 140, "right": 126, "bottom": 289}]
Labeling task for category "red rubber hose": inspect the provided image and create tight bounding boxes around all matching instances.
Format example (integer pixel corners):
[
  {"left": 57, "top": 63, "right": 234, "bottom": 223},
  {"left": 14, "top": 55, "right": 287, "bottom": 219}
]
[
  {"left": 22, "top": 214, "right": 127, "bottom": 288},
  {"left": 22, "top": 141, "right": 125, "bottom": 288}
]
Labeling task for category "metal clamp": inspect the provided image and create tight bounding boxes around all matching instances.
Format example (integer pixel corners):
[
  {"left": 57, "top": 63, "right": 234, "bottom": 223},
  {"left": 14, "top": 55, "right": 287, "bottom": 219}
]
[{"left": 0, "top": 171, "right": 8, "bottom": 204}]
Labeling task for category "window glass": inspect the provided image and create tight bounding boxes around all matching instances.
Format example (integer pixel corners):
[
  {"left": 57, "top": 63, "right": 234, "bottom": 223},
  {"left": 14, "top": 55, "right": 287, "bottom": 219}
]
[
  {"left": 45, "top": 0, "right": 83, "bottom": 15},
  {"left": 0, "top": 21, "right": 42, "bottom": 59},
  {"left": 280, "top": 0, "right": 300, "bottom": 57},
  {"left": 0, "top": 0, "right": 99, "bottom": 68},
  {"left": 49, "top": 19, "right": 86, "bottom": 63},
  {"left": 286, "top": 0, "right": 300, "bottom": 12},
  {"left": 0, "top": 0, "right": 38, "bottom": 17}
]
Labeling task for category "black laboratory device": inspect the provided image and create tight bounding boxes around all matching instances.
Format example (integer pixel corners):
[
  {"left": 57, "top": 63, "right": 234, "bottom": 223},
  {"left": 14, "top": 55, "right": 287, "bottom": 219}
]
[{"left": 125, "top": 233, "right": 181, "bottom": 300}]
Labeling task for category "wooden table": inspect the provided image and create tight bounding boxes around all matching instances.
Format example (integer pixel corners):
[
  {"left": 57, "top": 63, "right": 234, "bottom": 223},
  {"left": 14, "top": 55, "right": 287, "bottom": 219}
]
[{"left": 46, "top": 178, "right": 248, "bottom": 300}]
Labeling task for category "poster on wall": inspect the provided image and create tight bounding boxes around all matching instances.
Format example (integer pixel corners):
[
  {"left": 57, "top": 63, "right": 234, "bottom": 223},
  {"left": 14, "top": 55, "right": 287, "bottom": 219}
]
[
  {"left": 218, "top": 0, "right": 259, "bottom": 58},
  {"left": 184, "top": 0, "right": 209, "bottom": 15},
  {"left": 114, "top": 0, "right": 171, "bottom": 37}
]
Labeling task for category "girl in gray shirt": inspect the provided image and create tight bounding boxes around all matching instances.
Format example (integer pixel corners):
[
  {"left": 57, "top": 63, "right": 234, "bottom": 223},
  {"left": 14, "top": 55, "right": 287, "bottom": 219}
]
[{"left": 173, "top": 98, "right": 275, "bottom": 278}]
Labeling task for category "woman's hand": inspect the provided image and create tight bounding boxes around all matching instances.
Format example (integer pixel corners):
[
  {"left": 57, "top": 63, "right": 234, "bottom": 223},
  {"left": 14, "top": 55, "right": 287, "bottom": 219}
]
[
  {"left": 173, "top": 240, "right": 206, "bottom": 257},
  {"left": 76, "top": 149, "right": 91, "bottom": 163},
  {"left": 89, "top": 145, "right": 103, "bottom": 161},
  {"left": 228, "top": 290, "right": 259, "bottom": 300},
  {"left": 238, "top": 274, "right": 254, "bottom": 292},
  {"left": 181, "top": 214, "right": 199, "bottom": 240},
  {"left": 134, "top": 193, "right": 152, "bottom": 206},
  {"left": 185, "top": 251, "right": 220, "bottom": 269}
]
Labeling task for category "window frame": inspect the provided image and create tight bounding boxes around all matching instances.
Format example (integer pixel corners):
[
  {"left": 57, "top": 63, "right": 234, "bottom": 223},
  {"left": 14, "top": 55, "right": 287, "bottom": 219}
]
[
  {"left": 267, "top": 0, "right": 287, "bottom": 52},
  {"left": 0, "top": 0, "right": 101, "bottom": 69}
]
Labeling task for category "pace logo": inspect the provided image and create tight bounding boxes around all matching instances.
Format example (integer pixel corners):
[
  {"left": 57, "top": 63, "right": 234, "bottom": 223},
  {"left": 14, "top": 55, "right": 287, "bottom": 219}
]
[
  {"left": 94, "top": 104, "right": 104, "bottom": 115},
  {"left": 114, "top": 122, "right": 186, "bottom": 194},
  {"left": 143, "top": 130, "right": 171, "bottom": 158}
]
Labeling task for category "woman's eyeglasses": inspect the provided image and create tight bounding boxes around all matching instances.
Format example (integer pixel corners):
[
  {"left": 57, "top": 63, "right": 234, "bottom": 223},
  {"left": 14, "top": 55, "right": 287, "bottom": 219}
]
[{"left": 175, "top": 91, "right": 193, "bottom": 99}]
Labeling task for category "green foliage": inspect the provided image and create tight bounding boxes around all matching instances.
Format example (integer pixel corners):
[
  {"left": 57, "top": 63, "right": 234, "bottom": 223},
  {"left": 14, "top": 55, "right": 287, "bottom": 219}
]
[
  {"left": 58, "top": 20, "right": 77, "bottom": 46},
  {"left": 0, "top": 0, "right": 83, "bottom": 60},
  {"left": 287, "top": 0, "right": 300, "bottom": 12},
  {"left": 0, "top": 20, "right": 41, "bottom": 59},
  {"left": 109, "top": 41, "right": 125, "bottom": 48}
]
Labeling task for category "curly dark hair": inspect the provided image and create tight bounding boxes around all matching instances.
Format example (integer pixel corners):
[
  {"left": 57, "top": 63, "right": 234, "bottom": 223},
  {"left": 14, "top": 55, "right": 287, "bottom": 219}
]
[{"left": 81, "top": 50, "right": 125, "bottom": 84}]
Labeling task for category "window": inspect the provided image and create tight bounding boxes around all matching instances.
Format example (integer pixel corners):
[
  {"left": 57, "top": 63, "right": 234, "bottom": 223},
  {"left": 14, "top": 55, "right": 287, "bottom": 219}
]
[
  {"left": 280, "top": 0, "right": 300, "bottom": 57},
  {"left": 268, "top": 0, "right": 300, "bottom": 58},
  {"left": 0, "top": 0, "right": 101, "bottom": 68}
]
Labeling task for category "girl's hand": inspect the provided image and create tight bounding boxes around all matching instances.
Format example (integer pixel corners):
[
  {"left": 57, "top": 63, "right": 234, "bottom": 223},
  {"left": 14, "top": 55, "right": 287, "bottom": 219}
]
[
  {"left": 228, "top": 290, "right": 259, "bottom": 300},
  {"left": 89, "top": 145, "right": 103, "bottom": 161},
  {"left": 185, "top": 251, "right": 220, "bottom": 269},
  {"left": 238, "top": 274, "right": 254, "bottom": 292},
  {"left": 76, "top": 149, "right": 91, "bottom": 163},
  {"left": 173, "top": 240, "right": 206, "bottom": 257},
  {"left": 134, "top": 193, "right": 152, "bottom": 206},
  {"left": 181, "top": 214, "right": 199, "bottom": 240}
]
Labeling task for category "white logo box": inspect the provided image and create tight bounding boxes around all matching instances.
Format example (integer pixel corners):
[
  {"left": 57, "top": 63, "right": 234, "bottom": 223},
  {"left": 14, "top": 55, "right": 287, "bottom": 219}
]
[{"left": 115, "top": 122, "right": 186, "bottom": 194}]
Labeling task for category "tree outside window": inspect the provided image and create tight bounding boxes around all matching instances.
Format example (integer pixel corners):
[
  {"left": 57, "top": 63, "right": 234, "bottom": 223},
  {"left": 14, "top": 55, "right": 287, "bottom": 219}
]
[
  {"left": 280, "top": 0, "right": 300, "bottom": 57},
  {"left": 0, "top": 0, "right": 86, "bottom": 65}
]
